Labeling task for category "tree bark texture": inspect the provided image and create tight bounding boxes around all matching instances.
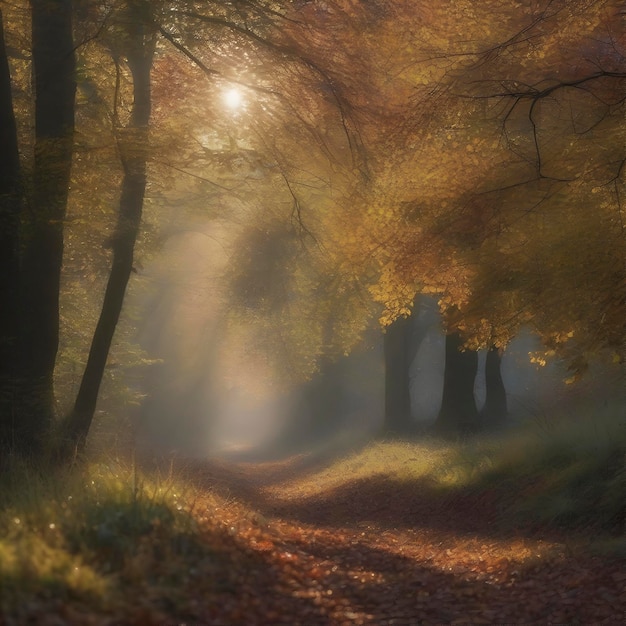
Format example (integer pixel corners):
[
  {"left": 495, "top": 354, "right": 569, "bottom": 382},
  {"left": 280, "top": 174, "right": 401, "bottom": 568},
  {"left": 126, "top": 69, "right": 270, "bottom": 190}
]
[
  {"left": 66, "top": 7, "right": 155, "bottom": 451},
  {"left": 481, "top": 345, "right": 508, "bottom": 428},
  {"left": 16, "top": 0, "right": 75, "bottom": 455},
  {"left": 0, "top": 9, "right": 21, "bottom": 450},
  {"left": 384, "top": 314, "right": 414, "bottom": 434},
  {"left": 436, "top": 332, "right": 479, "bottom": 434}
]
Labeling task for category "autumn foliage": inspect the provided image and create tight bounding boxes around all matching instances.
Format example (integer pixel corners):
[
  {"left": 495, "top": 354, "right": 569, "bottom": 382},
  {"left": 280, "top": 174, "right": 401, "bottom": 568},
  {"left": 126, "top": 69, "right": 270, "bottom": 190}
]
[{"left": 280, "top": 0, "right": 626, "bottom": 367}]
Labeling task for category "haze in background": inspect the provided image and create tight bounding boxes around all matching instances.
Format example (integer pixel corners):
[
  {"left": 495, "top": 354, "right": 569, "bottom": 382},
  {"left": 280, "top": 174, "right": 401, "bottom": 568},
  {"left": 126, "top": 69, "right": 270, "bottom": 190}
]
[{"left": 131, "top": 222, "right": 624, "bottom": 459}]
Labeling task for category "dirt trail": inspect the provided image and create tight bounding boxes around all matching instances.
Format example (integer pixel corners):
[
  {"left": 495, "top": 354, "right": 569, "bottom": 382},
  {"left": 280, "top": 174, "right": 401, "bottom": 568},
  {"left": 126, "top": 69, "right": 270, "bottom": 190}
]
[{"left": 176, "top": 454, "right": 625, "bottom": 625}]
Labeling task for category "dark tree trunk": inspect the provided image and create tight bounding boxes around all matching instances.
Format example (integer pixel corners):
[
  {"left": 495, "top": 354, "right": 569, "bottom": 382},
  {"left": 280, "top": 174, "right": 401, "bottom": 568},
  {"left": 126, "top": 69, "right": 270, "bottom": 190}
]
[
  {"left": 436, "top": 332, "right": 479, "bottom": 434},
  {"left": 65, "top": 8, "right": 155, "bottom": 452},
  {"left": 297, "top": 309, "right": 346, "bottom": 444},
  {"left": 481, "top": 345, "right": 507, "bottom": 429},
  {"left": 0, "top": 9, "right": 21, "bottom": 450},
  {"left": 16, "top": 0, "right": 75, "bottom": 455},
  {"left": 301, "top": 356, "right": 345, "bottom": 440},
  {"left": 384, "top": 314, "right": 413, "bottom": 434}
]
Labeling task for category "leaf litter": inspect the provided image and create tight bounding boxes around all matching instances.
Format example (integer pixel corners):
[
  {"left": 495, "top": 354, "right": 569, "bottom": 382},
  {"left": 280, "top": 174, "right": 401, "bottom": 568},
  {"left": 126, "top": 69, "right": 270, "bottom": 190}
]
[{"left": 2, "top": 450, "right": 623, "bottom": 625}]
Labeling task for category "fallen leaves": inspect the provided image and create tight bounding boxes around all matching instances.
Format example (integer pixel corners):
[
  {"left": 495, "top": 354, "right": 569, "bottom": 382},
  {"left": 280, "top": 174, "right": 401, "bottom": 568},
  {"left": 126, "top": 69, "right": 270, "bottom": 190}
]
[
  {"left": 184, "top": 456, "right": 624, "bottom": 625},
  {"left": 2, "top": 453, "right": 624, "bottom": 625}
]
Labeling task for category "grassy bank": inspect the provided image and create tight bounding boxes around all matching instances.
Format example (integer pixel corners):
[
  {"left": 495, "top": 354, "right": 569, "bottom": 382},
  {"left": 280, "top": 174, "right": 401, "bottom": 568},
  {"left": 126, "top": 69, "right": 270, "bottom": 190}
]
[
  {"left": 441, "top": 408, "right": 625, "bottom": 538},
  {"left": 0, "top": 457, "right": 260, "bottom": 623},
  {"left": 0, "top": 408, "right": 623, "bottom": 623},
  {"left": 270, "top": 407, "right": 625, "bottom": 541}
]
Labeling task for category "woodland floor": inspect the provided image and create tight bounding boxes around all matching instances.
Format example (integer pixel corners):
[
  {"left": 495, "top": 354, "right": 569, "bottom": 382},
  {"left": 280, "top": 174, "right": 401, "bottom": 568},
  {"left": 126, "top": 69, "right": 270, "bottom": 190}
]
[
  {"left": 139, "top": 449, "right": 625, "bottom": 626},
  {"left": 3, "top": 443, "right": 625, "bottom": 626}
]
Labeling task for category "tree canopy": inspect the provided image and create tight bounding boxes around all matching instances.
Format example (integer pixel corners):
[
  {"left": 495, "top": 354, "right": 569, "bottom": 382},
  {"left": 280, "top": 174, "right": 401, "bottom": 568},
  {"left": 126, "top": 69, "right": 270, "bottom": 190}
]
[
  {"left": 0, "top": 0, "right": 623, "bottom": 456},
  {"left": 308, "top": 0, "right": 626, "bottom": 369}
]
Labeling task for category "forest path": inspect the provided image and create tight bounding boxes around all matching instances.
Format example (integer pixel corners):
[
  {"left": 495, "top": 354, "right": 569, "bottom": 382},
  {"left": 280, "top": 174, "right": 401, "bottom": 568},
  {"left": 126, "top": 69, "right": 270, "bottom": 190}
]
[{"left": 170, "top": 450, "right": 624, "bottom": 625}]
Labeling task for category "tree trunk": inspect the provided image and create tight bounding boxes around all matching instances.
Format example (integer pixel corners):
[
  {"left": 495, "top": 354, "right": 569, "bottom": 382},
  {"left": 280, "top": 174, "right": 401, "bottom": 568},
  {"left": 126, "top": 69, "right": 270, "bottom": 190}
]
[
  {"left": 384, "top": 314, "right": 413, "bottom": 435},
  {"left": 0, "top": 9, "right": 21, "bottom": 451},
  {"left": 308, "top": 355, "right": 348, "bottom": 438},
  {"left": 65, "top": 7, "right": 155, "bottom": 452},
  {"left": 481, "top": 345, "right": 507, "bottom": 429},
  {"left": 436, "top": 332, "right": 479, "bottom": 434},
  {"left": 16, "top": 0, "right": 75, "bottom": 455}
]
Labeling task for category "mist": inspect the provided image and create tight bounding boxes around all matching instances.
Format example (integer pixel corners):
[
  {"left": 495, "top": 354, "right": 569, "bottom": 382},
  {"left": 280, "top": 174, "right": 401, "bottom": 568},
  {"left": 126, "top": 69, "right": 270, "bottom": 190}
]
[
  {"left": 127, "top": 215, "right": 624, "bottom": 463},
  {"left": 129, "top": 216, "right": 378, "bottom": 459}
]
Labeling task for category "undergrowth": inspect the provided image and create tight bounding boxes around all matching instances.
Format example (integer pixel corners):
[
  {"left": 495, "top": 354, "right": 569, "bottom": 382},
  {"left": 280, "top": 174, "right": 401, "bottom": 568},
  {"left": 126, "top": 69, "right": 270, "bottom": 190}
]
[
  {"left": 440, "top": 407, "right": 626, "bottom": 536},
  {"left": 273, "top": 408, "right": 625, "bottom": 542},
  {"left": 0, "top": 407, "right": 623, "bottom": 623},
  {"left": 0, "top": 456, "right": 224, "bottom": 622}
]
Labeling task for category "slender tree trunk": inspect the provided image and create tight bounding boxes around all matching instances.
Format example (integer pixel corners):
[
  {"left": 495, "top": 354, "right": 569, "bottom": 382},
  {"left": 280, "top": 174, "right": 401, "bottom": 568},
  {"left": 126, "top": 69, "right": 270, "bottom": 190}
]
[
  {"left": 0, "top": 9, "right": 21, "bottom": 451},
  {"left": 65, "top": 8, "right": 155, "bottom": 452},
  {"left": 384, "top": 314, "right": 413, "bottom": 435},
  {"left": 481, "top": 345, "right": 507, "bottom": 429},
  {"left": 16, "top": 0, "right": 75, "bottom": 455},
  {"left": 436, "top": 332, "right": 479, "bottom": 434}
]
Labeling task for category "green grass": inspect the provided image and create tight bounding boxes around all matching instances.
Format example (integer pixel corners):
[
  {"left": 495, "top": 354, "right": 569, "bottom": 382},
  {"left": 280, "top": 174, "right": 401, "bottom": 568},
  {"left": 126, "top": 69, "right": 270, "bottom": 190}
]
[
  {"left": 440, "top": 407, "right": 626, "bottom": 533},
  {"left": 0, "top": 406, "right": 623, "bottom": 621},
  {"left": 0, "top": 456, "right": 217, "bottom": 621},
  {"left": 271, "top": 438, "right": 454, "bottom": 498},
  {"left": 273, "top": 407, "right": 625, "bottom": 539}
]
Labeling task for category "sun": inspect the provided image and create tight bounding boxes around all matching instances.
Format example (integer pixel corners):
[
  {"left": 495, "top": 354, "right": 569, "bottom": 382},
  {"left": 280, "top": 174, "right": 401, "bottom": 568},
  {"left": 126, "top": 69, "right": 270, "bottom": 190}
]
[{"left": 223, "top": 87, "right": 243, "bottom": 110}]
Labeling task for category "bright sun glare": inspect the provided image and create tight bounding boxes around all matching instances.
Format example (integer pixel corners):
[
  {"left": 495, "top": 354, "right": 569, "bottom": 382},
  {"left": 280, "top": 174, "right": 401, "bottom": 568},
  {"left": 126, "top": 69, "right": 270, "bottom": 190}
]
[{"left": 224, "top": 87, "right": 243, "bottom": 110}]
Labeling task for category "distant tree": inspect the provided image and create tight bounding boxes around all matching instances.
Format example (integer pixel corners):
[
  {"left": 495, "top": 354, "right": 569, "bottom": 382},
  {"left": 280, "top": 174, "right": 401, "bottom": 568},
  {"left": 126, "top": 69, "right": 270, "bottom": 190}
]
[
  {"left": 436, "top": 332, "right": 480, "bottom": 434},
  {"left": 383, "top": 314, "right": 414, "bottom": 435},
  {"left": 481, "top": 346, "right": 507, "bottom": 428}
]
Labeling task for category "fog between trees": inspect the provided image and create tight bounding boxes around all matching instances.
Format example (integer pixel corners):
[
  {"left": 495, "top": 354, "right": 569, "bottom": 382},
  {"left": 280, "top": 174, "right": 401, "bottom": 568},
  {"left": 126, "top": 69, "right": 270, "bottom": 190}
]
[{"left": 0, "top": 0, "right": 624, "bottom": 459}]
